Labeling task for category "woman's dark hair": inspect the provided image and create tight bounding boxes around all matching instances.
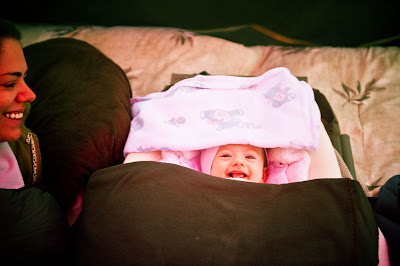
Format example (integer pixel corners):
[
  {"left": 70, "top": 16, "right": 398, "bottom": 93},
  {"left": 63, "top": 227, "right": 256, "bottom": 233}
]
[{"left": 0, "top": 18, "right": 22, "bottom": 54}]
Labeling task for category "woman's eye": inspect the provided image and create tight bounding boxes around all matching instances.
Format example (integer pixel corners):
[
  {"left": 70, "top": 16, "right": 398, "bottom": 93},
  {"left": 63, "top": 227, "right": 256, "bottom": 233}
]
[{"left": 3, "top": 83, "right": 16, "bottom": 89}]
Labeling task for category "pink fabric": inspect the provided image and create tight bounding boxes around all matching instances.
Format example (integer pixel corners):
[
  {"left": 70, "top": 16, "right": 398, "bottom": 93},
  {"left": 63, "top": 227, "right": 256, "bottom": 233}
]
[
  {"left": 266, "top": 162, "right": 289, "bottom": 184},
  {"left": 200, "top": 147, "right": 219, "bottom": 175},
  {"left": 159, "top": 150, "right": 201, "bottom": 171},
  {"left": 267, "top": 148, "right": 311, "bottom": 183},
  {"left": 0, "top": 142, "right": 25, "bottom": 189},
  {"left": 378, "top": 228, "right": 390, "bottom": 266}
]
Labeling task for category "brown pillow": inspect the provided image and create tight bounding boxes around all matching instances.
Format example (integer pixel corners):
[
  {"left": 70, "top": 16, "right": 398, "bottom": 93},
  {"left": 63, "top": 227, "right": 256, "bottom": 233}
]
[
  {"left": 76, "top": 161, "right": 378, "bottom": 265},
  {"left": 23, "top": 38, "right": 132, "bottom": 210}
]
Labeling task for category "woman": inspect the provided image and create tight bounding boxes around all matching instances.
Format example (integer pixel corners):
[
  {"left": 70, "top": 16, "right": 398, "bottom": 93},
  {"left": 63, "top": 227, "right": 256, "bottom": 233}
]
[
  {"left": 0, "top": 18, "right": 38, "bottom": 188},
  {"left": 0, "top": 18, "right": 71, "bottom": 265}
]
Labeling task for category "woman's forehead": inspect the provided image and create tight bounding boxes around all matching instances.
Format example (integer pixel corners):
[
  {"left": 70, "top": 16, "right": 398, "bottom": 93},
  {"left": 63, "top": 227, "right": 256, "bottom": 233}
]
[{"left": 0, "top": 38, "right": 27, "bottom": 76}]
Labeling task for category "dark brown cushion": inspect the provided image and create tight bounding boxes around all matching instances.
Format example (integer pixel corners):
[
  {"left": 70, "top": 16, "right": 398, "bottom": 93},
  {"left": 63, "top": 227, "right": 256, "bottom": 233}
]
[
  {"left": 23, "top": 38, "right": 132, "bottom": 210},
  {"left": 0, "top": 187, "right": 71, "bottom": 265},
  {"left": 75, "top": 161, "right": 378, "bottom": 265}
]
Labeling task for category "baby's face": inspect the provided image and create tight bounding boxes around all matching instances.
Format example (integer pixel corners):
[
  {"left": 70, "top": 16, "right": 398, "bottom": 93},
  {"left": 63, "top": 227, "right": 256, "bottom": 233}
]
[{"left": 210, "top": 144, "right": 267, "bottom": 183}]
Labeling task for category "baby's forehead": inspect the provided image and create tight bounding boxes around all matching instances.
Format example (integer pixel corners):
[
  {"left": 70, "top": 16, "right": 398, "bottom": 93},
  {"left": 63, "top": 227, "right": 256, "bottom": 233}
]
[{"left": 218, "top": 144, "right": 264, "bottom": 154}]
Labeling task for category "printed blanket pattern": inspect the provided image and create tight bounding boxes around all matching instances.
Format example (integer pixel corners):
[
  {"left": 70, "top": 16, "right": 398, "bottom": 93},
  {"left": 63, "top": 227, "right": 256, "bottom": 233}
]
[{"left": 124, "top": 67, "right": 320, "bottom": 160}]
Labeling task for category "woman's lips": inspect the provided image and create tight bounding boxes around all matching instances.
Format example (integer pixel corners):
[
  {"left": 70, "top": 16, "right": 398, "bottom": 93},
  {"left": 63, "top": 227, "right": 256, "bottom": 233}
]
[
  {"left": 3, "top": 111, "right": 24, "bottom": 121},
  {"left": 3, "top": 111, "right": 24, "bottom": 120}
]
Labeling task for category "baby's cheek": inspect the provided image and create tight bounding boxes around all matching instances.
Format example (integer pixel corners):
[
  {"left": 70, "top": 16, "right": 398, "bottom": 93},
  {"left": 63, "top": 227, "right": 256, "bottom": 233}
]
[{"left": 210, "top": 164, "right": 225, "bottom": 178}]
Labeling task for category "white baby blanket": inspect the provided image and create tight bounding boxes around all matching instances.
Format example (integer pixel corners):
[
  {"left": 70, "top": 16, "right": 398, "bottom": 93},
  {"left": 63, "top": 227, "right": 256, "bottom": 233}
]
[
  {"left": 123, "top": 67, "right": 321, "bottom": 182},
  {"left": 124, "top": 67, "right": 320, "bottom": 152}
]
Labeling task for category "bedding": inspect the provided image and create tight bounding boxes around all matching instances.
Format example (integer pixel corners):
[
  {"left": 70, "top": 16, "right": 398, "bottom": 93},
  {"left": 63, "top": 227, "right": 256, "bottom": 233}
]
[
  {"left": 0, "top": 186, "right": 71, "bottom": 265},
  {"left": 123, "top": 67, "right": 320, "bottom": 154},
  {"left": 9, "top": 21, "right": 397, "bottom": 264},
  {"left": 369, "top": 175, "right": 400, "bottom": 265},
  {"left": 22, "top": 38, "right": 132, "bottom": 211},
  {"left": 75, "top": 161, "right": 378, "bottom": 265},
  {"left": 17, "top": 24, "right": 400, "bottom": 195}
]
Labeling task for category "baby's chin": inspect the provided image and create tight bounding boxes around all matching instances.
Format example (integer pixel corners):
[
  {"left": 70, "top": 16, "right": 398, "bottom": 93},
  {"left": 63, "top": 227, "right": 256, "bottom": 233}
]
[
  {"left": 215, "top": 174, "right": 259, "bottom": 183},
  {"left": 227, "top": 177, "right": 256, "bottom": 182}
]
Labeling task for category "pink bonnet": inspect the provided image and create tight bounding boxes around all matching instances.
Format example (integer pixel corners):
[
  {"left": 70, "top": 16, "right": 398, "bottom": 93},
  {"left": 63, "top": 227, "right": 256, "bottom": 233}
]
[{"left": 200, "top": 146, "right": 220, "bottom": 175}]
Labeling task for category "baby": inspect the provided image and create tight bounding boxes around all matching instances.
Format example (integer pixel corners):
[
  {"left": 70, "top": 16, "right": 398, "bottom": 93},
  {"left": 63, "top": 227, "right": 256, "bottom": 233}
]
[
  {"left": 123, "top": 68, "right": 343, "bottom": 183},
  {"left": 201, "top": 144, "right": 268, "bottom": 183},
  {"left": 200, "top": 120, "right": 342, "bottom": 184}
]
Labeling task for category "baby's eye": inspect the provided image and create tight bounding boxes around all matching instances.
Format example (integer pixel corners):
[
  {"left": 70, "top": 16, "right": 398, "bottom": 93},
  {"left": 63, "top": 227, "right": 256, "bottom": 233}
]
[
  {"left": 246, "top": 155, "right": 256, "bottom": 159},
  {"left": 221, "top": 154, "right": 231, "bottom": 158}
]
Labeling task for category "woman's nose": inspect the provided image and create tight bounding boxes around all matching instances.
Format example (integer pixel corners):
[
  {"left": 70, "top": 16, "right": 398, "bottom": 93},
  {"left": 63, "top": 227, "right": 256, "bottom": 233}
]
[{"left": 16, "top": 82, "right": 36, "bottom": 103}]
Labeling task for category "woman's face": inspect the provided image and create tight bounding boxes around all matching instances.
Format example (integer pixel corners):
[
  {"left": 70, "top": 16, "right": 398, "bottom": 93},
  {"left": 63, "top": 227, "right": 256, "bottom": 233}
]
[{"left": 0, "top": 38, "right": 36, "bottom": 143}]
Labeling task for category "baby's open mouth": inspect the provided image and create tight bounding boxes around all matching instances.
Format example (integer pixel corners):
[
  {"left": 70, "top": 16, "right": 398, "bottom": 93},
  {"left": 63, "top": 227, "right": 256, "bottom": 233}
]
[{"left": 228, "top": 171, "right": 247, "bottom": 179}]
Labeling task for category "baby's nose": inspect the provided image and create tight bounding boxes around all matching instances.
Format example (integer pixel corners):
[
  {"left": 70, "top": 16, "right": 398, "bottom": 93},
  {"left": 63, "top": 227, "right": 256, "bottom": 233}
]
[{"left": 232, "top": 159, "right": 244, "bottom": 166}]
